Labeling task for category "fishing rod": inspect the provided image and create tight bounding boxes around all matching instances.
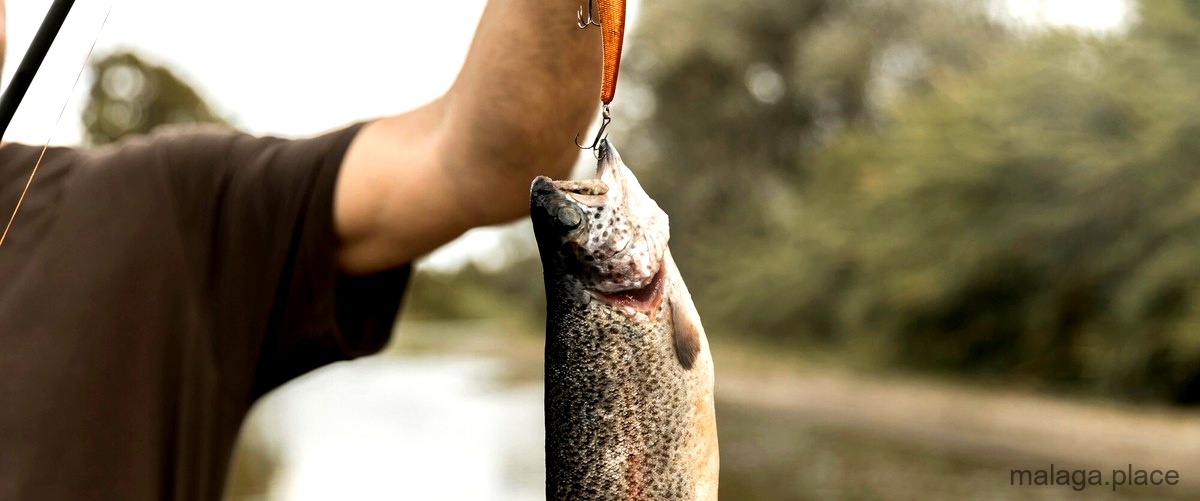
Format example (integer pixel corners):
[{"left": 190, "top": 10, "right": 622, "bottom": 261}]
[{"left": 0, "top": 0, "right": 77, "bottom": 143}]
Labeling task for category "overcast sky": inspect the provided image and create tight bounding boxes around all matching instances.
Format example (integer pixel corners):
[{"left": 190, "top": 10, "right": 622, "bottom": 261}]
[
  {"left": 0, "top": 0, "right": 1129, "bottom": 144},
  {"left": 0, "top": 0, "right": 1127, "bottom": 269},
  {"left": 1, "top": 1, "right": 499, "bottom": 144}
]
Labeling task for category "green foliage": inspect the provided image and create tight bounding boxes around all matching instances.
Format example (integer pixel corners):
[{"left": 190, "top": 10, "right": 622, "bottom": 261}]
[
  {"left": 624, "top": 0, "right": 1200, "bottom": 403},
  {"left": 403, "top": 258, "right": 546, "bottom": 325},
  {"left": 83, "top": 51, "right": 228, "bottom": 145},
  {"left": 621, "top": 0, "right": 1010, "bottom": 339},
  {"left": 810, "top": 30, "right": 1200, "bottom": 401},
  {"left": 623, "top": 0, "right": 1004, "bottom": 231}
]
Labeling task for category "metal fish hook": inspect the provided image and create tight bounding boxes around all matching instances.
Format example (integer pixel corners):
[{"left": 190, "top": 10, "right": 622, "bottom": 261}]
[
  {"left": 577, "top": 0, "right": 601, "bottom": 28},
  {"left": 575, "top": 105, "right": 611, "bottom": 155}
]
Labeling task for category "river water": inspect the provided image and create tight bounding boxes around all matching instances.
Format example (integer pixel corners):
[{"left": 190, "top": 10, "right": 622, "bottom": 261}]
[
  {"left": 237, "top": 346, "right": 1198, "bottom": 500},
  {"left": 248, "top": 356, "right": 546, "bottom": 500}
]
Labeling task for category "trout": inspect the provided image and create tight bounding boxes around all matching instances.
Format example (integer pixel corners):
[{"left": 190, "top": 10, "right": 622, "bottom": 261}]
[{"left": 530, "top": 140, "right": 719, "bottom": 500}]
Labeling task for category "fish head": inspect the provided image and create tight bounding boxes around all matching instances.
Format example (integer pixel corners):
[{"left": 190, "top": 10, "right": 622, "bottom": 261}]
[{"left": 530, "top": 140, "right": 670, "bottom": 297}]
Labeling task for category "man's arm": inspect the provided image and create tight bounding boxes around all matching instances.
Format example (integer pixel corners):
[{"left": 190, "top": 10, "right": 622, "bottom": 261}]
[{"left": 334, "top": 0, "right": 602, "bottom": 275}]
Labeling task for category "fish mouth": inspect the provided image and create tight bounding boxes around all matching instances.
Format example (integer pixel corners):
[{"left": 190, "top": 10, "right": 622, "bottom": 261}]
[
  {"left": 593, "top": 263, "right": 667, "bottom": 314},
  {"left": 533, "top": 139, "right": 620, "bottom": 200},
  {"left": 596, "top": 139, "right": 621, "bottom": 187},
  {"left": 532, "top": 176, "right": 607, "bottom": 198}
]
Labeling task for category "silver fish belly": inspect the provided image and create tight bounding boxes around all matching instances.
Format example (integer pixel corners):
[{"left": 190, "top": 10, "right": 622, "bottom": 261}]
[{"left": 531, "top": 140, "right": 718, "bottom": 501}]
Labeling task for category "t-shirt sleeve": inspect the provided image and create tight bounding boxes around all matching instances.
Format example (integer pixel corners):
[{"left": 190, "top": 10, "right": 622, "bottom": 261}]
[{"left": 154, "top": 123, "right": 411, "bottom": 399}]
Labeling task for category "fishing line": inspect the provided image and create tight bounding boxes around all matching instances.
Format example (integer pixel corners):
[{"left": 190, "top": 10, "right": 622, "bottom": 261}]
[{"left": 0, "top": 1, "right": 115, "bottom": 249}]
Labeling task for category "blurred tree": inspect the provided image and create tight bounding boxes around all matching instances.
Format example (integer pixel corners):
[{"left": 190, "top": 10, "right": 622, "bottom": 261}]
[
  {"left": 807, "top": 0, "right": 1200, "bottom": 403},
  {"left": 811, "top": 25, "right": 1200, "bottom": 400},
  {"left": 623, "top": 0, "right": 1009, "bottom": 339},
  {"left": 83, "top": 51, "right": 228, "bottom": 145},
  {"left": 626, "top": 0, "right": 1200, "bottom": 403}
]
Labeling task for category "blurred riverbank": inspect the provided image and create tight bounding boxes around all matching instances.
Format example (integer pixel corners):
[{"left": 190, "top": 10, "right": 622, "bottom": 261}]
[{"left": 227, "top": 318, "right": 1200, "bottom": 500}]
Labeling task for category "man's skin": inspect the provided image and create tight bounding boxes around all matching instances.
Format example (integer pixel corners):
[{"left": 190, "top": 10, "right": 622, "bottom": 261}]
[{"left": 0, "top": 0, "right": 602, "bottom": 272}]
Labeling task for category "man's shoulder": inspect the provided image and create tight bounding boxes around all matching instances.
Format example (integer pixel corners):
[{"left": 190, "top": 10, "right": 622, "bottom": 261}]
[
  {"left": 150, "top": 123, "right": 246, "bottom": 141},
  {"left": 0, "top": 141, "right": 80, "bottom": 160},
  {"left": 0, "top": 125, "right": 248, "bottom": 164},
  {"left": 83, "top": 126, "right": 262, "bottom": 175},
  {"left": 109, "top": 125, "right": 252, "bottom": 158},
  {"left": 0, "top": 142, "right": 86, "bottom": 181}
]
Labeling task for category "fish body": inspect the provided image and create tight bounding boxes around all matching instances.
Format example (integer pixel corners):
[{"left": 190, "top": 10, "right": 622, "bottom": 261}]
[{"left": 531, "top": 141, "right": 718, "bottom": 500}]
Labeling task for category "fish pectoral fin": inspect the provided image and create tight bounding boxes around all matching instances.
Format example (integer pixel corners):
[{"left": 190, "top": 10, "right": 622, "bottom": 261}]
[{"left": 669, "top": 285, "right": 704, "bottom": 370}]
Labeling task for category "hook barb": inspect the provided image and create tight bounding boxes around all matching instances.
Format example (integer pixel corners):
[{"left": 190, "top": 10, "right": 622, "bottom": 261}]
[
  {"left": 575, "top": 105, "right": 611, "bottom": 157},
  {"left": 577, "top": 0, "right": 601, "bottom": 28}
]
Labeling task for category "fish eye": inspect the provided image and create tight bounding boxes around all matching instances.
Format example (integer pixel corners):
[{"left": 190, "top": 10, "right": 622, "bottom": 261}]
[{"left": 556, "top": 205, "right": 583, "bottom": 229}]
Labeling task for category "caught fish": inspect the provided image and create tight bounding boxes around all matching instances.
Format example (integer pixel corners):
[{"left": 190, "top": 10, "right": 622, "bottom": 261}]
[{"left": 530, "top": 140, "right": 719, "bottom": 500}]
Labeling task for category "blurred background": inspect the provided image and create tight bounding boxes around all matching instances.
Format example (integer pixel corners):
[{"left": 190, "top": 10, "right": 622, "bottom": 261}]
[{"left": 5, "top": 0, "right": 1200, "bottom": 499}]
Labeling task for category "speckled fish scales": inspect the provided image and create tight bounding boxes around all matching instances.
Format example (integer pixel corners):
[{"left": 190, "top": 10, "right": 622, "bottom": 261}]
[{"left": 530, "top": 140, "right": 718, "bottom": 500}]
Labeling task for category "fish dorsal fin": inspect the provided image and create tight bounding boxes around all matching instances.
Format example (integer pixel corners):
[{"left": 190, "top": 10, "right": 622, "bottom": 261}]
[{"left": 666, "top": 249, "right": 703, "bottom": 370}]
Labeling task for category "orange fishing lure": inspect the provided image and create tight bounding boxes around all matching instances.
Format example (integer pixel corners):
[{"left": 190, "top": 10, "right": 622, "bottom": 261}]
[
  {"left": 580, "top": 0, "right": 626, "bottom": 104},
  {"left": 597, "top": 0, "right": 626, "bottom": 104}
]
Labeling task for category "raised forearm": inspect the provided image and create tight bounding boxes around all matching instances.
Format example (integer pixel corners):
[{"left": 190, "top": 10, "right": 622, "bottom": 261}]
[
  {"left": 440, "top": 0, "right": 603, "bottom": 224},
  {"left": 333, "top": 1, "right": 603, "bottom": 274}
]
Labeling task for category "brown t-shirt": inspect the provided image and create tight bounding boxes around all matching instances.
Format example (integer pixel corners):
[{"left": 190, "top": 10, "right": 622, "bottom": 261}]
[{"left": 0, "top": 124, "right": 410, "bottom": 500}]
